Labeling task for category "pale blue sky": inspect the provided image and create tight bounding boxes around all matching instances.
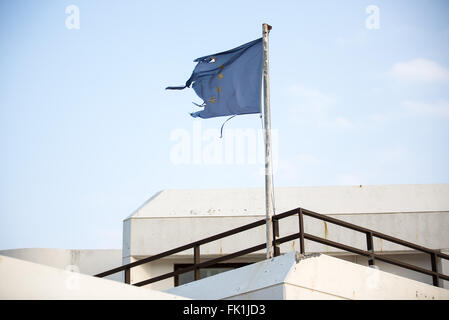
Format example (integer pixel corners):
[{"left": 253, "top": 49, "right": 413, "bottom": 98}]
[{"left": 1, "top": 0, "right": 448, "bottom": 250}]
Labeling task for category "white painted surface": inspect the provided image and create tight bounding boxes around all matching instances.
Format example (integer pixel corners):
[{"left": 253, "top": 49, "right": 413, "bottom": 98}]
[
  {"left": 125, "top": 213, "right": 449, "bottom": 257},
  {"left": 0, "top": 255, "right": 188, "bottom": 300},
  {"left": 283, "top": 253, "right": 448, "bottom": 300},
  {"left": 127, "top": 185, "right": 449, "bottom": 218},
  {"left": 0, "top": 248, "right": 123, "bottom": 282},
  {"left": 166, "top": 251, "right": 449, "bottom": 300}
]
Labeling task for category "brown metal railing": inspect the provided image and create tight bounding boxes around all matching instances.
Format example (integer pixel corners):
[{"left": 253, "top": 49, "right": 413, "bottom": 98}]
[{"left": 95, "top": 207, "right": 449, "bottom": 287}]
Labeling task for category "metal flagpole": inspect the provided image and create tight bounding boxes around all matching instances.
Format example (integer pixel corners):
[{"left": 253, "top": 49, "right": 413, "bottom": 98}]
[{"left": 262, "top": 23, "right": 274, "bottom": 259}]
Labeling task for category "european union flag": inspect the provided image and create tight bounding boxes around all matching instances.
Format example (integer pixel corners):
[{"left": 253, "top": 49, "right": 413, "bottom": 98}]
[{"left": 166, "top": 38, "right": 263, "bottom": 119}]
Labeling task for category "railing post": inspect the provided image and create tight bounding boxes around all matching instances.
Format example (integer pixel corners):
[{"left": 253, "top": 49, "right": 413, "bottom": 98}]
[
  {"left": 430, "top": 251, "right": 440, "bottom": 287},
  {"left": 272, "top": 217, "right": 280, "bottom": 257},
  {"left": 366, "top": 232, "right": 375, "bottom": 266},
  {"left": 298, "top": 209, "right": 305, "bottom": 254},
  {"left": 125, "top": 268, "right": 130, "bottom": 284},
  {"left": 194, "top": 245, "right": 201, "bottom": 281}
]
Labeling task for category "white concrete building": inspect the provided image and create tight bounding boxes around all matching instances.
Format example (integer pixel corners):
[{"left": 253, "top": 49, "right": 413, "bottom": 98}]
[
  {"left": 1, "top": 183, "right": 449, "bottom": 299},
  {"left": 123, "top": 184, "right": 449, "bottom": 290}
]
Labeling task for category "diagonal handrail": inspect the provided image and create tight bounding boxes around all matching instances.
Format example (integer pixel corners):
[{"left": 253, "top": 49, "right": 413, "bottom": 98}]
[
  {"left": 95, "top": 218, "right": 266, "bottom": 278},
  {"left": 95, "top": 206, "right": 449, "bottom": 287}
]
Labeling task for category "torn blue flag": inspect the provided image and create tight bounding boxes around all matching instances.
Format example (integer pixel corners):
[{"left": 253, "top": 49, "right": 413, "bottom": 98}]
[{"left": 166, "top": 38, "right": 263, "bottom": 119}]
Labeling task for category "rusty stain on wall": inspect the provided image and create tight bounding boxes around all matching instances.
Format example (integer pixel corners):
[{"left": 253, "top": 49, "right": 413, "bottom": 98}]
[
  {"left": 324, "top": 221, "right": 329, "bottom": 239},
  {"left": 324, "top": 221, "right": 329, "bottom": 252}
]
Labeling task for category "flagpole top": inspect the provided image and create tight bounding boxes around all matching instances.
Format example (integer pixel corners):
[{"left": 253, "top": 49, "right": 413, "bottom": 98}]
[{"left": 262, "top": 23, "right": 272, "bottom": 32}]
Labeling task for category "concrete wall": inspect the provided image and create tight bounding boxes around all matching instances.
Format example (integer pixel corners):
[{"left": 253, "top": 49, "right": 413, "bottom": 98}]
[
  {"left": 283, "top": 253, "right": 449, "bottom": 300},
  {"left": 124, "top": 212, "right": 449, "bottom": 256},
  {"left": 0, "top": 248, "right": 123, "bottom": 282},
  {"left": 166, "top": 251, "right": 449, "bottom": 300},
  {"left": 0, "top": 255, "right": 188, "bottom": 300},
  {"left": 128, "top": 185, "right": 449, "bottom": 218}
]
